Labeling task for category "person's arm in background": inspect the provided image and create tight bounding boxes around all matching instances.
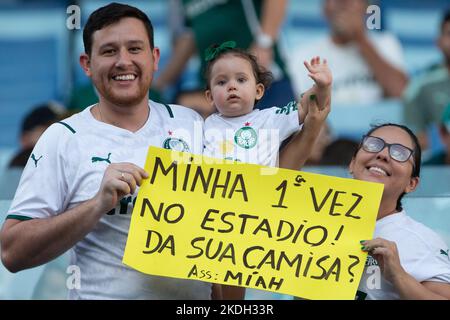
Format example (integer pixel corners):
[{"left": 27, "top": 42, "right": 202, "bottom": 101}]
[
  {"left": 221, "top": 285, "right": 246, "bottom": 300},
  {"left": 153, "top": 31, "right": 196, "bottom": 93},
  {"left": 356, "top": 36, "right": 408, "bottom": 97},
  {"left": 333, "top": 1, "right": 408, "bottom": 97},
  {"left": 211, "top": 284, "right": 245, "bottom": 300},
  {"left": 402, "top": 82, "right": 429, "bottom": 150},
  {"left": 152, "top": 0, "right": 197, "bottom": 94},
  {"left": 249, "top": 0, "right": 288, "bottom": 70}
]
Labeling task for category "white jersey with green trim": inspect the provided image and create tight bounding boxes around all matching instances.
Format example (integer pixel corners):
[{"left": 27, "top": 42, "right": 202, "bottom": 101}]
[
  {"left": 203, "top": 103, "right": 302, "bottom": 168},
  {"left": 357, "top": 211, "right": 450, "bottom": 300},
  {"left": 7, "top": 101, "right": 210, "bottom": 299}
]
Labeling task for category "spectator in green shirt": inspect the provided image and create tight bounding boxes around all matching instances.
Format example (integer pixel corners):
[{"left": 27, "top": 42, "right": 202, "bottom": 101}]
[{"left": 424, "top": 103, "right": 450, "bottom": 165}]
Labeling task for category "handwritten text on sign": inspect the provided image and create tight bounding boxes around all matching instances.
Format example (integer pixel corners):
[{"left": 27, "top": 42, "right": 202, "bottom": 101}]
[{"left": 123, "top": 147, "right": 383, "bottom": 300}]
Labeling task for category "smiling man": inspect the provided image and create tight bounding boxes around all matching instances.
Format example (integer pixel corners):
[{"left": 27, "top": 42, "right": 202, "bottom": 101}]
[{"left": 0, "top": 3, "right": 209, "bottom": 299}]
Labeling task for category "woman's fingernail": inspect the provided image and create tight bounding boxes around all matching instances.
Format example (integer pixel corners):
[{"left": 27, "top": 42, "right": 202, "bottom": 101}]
[
  {"left": 360, "top": 240, "right": 365, "bottom": 244},
  {"left": 361, "top": 246, "right": 366, "bottom": 251}
]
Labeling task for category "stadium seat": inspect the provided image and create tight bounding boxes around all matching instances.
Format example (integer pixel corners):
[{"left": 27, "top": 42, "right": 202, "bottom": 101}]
[
  {"left": 0, "top": 5, "right": 69, "bottom": 148},
  {"left": 327, "top": 99, "right": 404, "bottom": 141}
]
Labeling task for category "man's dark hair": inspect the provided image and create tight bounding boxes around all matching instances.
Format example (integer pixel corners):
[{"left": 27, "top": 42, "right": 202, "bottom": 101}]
[{"left": 83, "top": 2, "right": 154, "bottom": 56}]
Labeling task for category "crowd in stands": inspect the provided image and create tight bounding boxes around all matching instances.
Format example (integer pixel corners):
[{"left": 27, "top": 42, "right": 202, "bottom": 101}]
[{"left": 62, "top": 1, "right": 450, "bottom": 169}]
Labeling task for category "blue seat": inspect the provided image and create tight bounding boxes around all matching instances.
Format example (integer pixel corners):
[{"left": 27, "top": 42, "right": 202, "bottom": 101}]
[
  {"left": 384, "top": 5, "right": 444, "bottom": 74},
  {"left": 0, "top": 38, "right": 62, "bottom": 148},
  {"left": 327, "top": 99, "right": 404, "bottom": 141},
  {"left": 0, "top": 168, "right": 22, "bottom": 200},
  {"left": 0, "top": 7, "right": 69, "bottom": 148}
]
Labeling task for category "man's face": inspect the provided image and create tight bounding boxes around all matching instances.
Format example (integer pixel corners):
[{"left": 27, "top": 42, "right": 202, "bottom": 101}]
[
  {"left": 324, "top": 0, "right": 366, "bottom": 35},
  {"left": 80, "top": 17, "right": 160, "bottom": 108},
  {"left": 324, "top": 0, "right": 366, "bottom": 17},
  {"left": 438, "top": 21, "right": 450, "bottom": 63}
]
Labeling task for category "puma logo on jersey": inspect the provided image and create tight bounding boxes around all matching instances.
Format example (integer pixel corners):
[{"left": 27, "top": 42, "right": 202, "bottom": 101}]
[
  {"left": 31, "top": 153, "right": 43, "bottom": 167},
  {"left": 440, "top": 249, "right": 449, "bottom": 260},
  {"left": 91, "top": 153, "right": 111, "bottom": 164}
]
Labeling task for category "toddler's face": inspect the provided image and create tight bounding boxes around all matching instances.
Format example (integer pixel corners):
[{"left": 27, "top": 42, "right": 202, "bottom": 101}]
[{"left": 205, "top": 54, "right": 264, "bottom": 117}]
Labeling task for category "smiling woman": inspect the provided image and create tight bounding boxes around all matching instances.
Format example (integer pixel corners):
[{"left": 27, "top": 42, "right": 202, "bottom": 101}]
[
  {"left": 350, "top": 124, "right": 421, "bottom": 218},
  {"left": 350, "top": 123, "right": 450, "bottom": 300}
]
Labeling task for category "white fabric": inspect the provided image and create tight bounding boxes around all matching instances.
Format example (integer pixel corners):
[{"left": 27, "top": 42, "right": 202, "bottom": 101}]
[
  {"left": 289, "top": 33, "right": 405, "bottom": 104},
  {"left": 357, "top": 211, "right": 450, "bottom": 300},
  {"left": 8, "top": 101, "right": 211, "bottom": 299},
  {"left": 203, "top": 104, "right": 301, "bottom": 168}
]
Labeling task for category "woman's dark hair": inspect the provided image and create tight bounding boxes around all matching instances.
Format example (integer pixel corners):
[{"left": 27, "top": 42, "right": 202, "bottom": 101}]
[
  {"left": 355, "top": 123, "right": 422, "bottom": 211},
  {"left": 204, "top": 48, "right": 273, "bottom": 93},
  {"left": 83, "top": 2, "right": 154, "bottom": 56}
]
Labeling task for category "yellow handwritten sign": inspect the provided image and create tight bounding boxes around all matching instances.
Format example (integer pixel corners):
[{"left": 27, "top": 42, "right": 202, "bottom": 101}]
[{"left": 123, "top": 147, "right": 383, "bottom": 300}]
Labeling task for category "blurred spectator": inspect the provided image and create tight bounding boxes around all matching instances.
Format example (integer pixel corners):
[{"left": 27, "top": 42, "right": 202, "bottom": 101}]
[
  {"left": 304, "top": 122, "right": 333, "bottom": 166},
  {"left": 320, "top": 137, "right": 359, "bottom": 166},
  {"left": 68, "top": 83, "right": 98, "bottom": 111},
  {"left": 153, "top": 0, "right": 295, "bottom": 118},
  {"left": 289, "top": 0, "right": 408, "bottom": 104},
  {"left": 403, "top": 10, "right": 450, "bottom": 150},
  {"left": 424, "top": 103, "right": 450, "bottom": 165},
  {"left": 8, "top": 102, "right": 65, "bottom": 168}
]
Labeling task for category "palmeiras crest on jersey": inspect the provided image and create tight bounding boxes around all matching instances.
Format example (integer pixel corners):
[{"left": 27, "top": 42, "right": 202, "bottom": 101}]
[
  {"left": 234, "top": 122, "right": 257, "bottom": 149},
  {"left": 162, "top": 130, "right": 190, "bottom": 152}
]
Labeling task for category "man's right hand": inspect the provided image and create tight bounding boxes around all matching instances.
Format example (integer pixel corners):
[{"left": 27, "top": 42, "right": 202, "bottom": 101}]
[
  {"left": 92, "top": 163, "right": 149, "bottom": 217},
  {"left": 0, "top": 163, "right": 148, "bottom": 273}
]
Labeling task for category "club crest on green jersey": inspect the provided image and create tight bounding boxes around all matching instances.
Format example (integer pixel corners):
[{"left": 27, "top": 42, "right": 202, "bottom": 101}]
[{"left": 234, "top": 122, "right": 257, "bottom": 149}]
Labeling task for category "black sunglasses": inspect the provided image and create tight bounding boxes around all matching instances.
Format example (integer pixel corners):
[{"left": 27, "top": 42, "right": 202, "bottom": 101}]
[{"left": 361, "top": 135, "right": 415, "bottom": 164}]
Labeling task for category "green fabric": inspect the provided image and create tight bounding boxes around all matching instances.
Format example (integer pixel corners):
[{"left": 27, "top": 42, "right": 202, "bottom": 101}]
[
  {"left": 403, "top": 65, "right": 450, "bottom": 133},
  {"left": 5, "top": 214, "right": 33, "bottom": 221},
  {"left": 57, "top": 121, "right": 76, "bottom": 134},
  {"left": 68, "top": 83, "right": 98, "bottom": 111},
  {"left": 182, "top": 0, "right": 288, "bottom": 86},
  {"left": 204, "top": 40, "right": 236, "bottom": 61},
  {"left": 424, "top": 151, "right": 447, "bottom": 165},
  {"left": 163, "top": 104, "right": 174, "bottom": 118},
  {"left": 441, "top": 103, "right": 450, "bottom": 129}
]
